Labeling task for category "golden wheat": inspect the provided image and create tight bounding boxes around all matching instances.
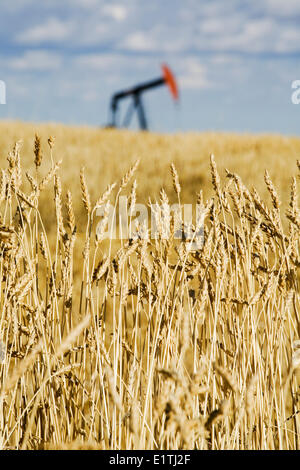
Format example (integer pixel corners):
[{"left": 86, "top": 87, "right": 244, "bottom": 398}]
[{"left": 0, "top": 127, "right": 299, "bottom": 450}]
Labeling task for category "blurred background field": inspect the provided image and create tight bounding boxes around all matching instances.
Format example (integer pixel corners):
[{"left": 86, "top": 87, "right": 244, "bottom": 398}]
[
  {"left": 1, "top": 120, "right": 299, "bottom": 232},
  {"left": 1, "top": 120, "right": 299, "bottom": 296}
]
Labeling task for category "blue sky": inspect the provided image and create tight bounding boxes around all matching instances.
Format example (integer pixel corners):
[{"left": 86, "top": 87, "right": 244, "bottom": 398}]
[{"left": 0, "top": 0, "right": 300, "bottom": 134}]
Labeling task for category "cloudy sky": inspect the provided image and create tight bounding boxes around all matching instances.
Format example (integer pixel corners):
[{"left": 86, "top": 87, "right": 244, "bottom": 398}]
[{"left": 0, "top": 0, "right": 300, "bottom": 134}]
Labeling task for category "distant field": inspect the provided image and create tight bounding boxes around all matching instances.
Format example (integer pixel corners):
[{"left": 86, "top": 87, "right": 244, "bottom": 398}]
[
  {"left": 0, "top": 121, "right": 299, "bottom": 450},
  {"left": 0, "top": 120, "right": 299, "bottom": 231}
]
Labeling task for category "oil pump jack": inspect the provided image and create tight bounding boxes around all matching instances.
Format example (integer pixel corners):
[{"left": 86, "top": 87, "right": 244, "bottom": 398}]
[{"left": 107, "top": 63, "right": 179, "bottom": 130}]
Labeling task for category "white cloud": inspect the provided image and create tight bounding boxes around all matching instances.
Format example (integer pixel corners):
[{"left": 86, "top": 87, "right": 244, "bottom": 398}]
[
  {"left": 121, "top": 27, "right": 187, "bottom": 53},
  {"left": 72, "top": 0, "right": 102, "bottom": 8},
  {"left": 103, "top": 4, "right": 127, "bottom": 22},
  {"left": 233, "top": 18, "right": 275, "bottom": 52},
  {"left": 199, "top": 17, "right": 279, "bottom": 53},
  {"left": 209, "top": 54, "right": 241, "bottom": 65},
  {"left": 122, "top": 31, "right": 157, "bottom": 51},
  {"left": 1, "top": 0, "right": 36, "bottom": 12},
  {"left": 274, "top": 28, "right": 300, "bottom": 52},
  {"left": 178, "top": 59, "right": 210, "bottom": 90},
  {"left": 82, "top": 89, "right": 101, "bottom": 102},
  {"left": 9, "top": 1, "right": 300, "bottom": 54},
  {"left": 17, "top": 17, "right": 74, "bottom": 44},
  {"left": 200, "top": 17, "right": 240, "bottom": 35},
  {"left": 264, "top": 0, "right": 300, "bottom": 16},
  {"left": 7, "top": 50, "right": 62, "bottom": 70},
  {"left": 73, "top": 53, "right": 151, "bottom": 78},
  {"left": 74, "top": 53, "right": 124, "bottom": 70}
]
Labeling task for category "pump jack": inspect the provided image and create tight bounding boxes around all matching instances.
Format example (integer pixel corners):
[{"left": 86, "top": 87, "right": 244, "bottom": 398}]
[{"left": 107, "top": 63, "right": 179, "bottom": 130}]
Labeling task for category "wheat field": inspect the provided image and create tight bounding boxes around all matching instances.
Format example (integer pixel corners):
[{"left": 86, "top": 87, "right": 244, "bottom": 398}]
[{"left": 0, "top": 120, "right": 299, "bottom": 450}]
